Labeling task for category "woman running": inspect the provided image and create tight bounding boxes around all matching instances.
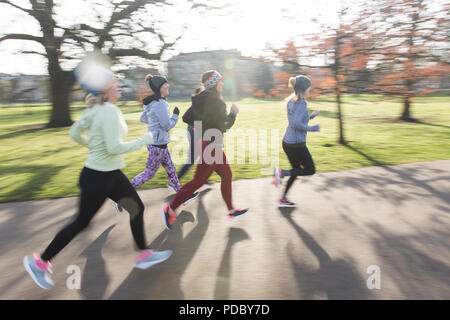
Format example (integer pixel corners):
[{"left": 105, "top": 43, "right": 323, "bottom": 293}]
[
  {"left": 23, "top": 66, "right": 172, "bottom": 290},
  {"left": 127, "top": 74, "right": 199, "bottom": 205},
  {"left": 173, "top": 87, "right": 211, "bottom": 185},
  {"left": 273, "top": 75, "right": 320, "bottom": 207},
  {"left": 161, "top": 70, "right": 249, "bottom": 230}
]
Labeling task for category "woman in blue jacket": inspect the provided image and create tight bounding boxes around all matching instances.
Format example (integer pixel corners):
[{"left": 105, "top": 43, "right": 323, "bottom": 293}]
[
  {"left": 274, "top": 75, "right": 320, "bottom": 208},
  {"left": 129, "top": 74, "right": 198, "bottom": 203}
]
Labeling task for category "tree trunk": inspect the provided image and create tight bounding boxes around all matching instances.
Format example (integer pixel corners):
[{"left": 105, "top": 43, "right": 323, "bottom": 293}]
[
  {"left": 400, "top": 96, "right": 413, "bottom": 121},
  {"left": 47, "top": 69, "right": 75, "bottom": 128},
  {"left": 336, "top": 89, "right": 346, "bottom": 145}
]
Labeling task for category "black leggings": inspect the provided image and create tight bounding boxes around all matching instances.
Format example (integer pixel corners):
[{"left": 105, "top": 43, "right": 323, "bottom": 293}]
[
  {"left": 282, "top": 142, "right": 316, "bottom": 196},
  {"left": 41, "top": 167, "right": 147, "bottom": 262}
]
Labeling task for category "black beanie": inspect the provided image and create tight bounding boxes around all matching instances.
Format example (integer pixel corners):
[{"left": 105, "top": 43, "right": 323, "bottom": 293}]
[
  {"left": 148, "top": 75, "right": 167, "bottom": 95},
  {"left": 294, "top": 75, "right": 311, "bottom": 95}
]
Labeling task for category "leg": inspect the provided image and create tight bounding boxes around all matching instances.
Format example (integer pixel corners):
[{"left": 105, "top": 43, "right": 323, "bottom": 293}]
[
  {"left": 177, "top": 127, "right": 196, "bottom": 180},
  {"left": 214, "top": 150, "right": 233, "bottom": 211},
  {"left": 109, "top": 171, "right": 147, "bottom": 251},
  {"left": 131, "top": 145, "right": 163, "bottom": 189},
  {"left": 170, "top": 161, "right": 214, "bottom": 210},
  {"left": 282, "top": 143, "right": 303, "bottom": 198},
  {"left": 161, "top": 149, "right": 182, "bottom": 192},
  {"left": 295, "top": 146, "right": 316, "bottom": 177},
  {"left": 41, "top": 168, "right": 110, "bottom": 262}
]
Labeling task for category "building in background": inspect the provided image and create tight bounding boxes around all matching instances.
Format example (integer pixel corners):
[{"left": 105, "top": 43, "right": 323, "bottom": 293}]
[{"left": 167, "top": 49, "right": 279, "bottom": 100}]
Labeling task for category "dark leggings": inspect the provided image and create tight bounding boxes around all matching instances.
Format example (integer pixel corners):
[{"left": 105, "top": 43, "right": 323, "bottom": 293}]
[
  {"left": 41, "top": 167, "right": 147, "bottom": 262},
  {"left": 282, "top": 141, "right": 316, "bottom": 196},
  {"left": 177, "top": 126, "right": 196, "bottom": 180}
]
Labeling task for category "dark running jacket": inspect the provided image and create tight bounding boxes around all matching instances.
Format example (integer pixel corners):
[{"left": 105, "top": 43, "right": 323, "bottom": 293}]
[{"left": 182, "top": 90, "right": 236, "bottom": 141}]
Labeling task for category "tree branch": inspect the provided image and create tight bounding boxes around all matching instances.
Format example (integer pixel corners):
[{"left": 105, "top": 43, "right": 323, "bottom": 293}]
[
  {"left": 0, "top": 0, "right": 32, "bottom": 14},
  {"left": 20, "top": 50, "right": 47, "bottom": 56},
  {"left": 108, "top": 48, "right": 164, "bottom": 60},
  {"left": 0, "top": 33, "right": 44, "bottom": 45}
]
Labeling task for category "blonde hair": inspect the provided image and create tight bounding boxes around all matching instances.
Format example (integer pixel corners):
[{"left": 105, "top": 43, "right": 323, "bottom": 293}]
[
  {"left": 144, "top": 74, "right": 155, "bottom": 95},
  {"left": 85, "top": 92, "right": 108, "bottom": 107}
]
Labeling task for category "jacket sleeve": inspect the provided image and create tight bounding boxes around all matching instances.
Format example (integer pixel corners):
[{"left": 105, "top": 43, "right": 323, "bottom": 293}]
[
  {"left": 182, "top": 106, "right": 194, "bottom": 126},
  {"left": 291, "top": 104, "right": 316, "bottom": 132},
  {"left": 102, "top": 108, "right": 146, "bottom": 155},
  {"left": 69, "top": 108, "right": 93, "bottom": 147},
  {"left": 225, "top": 110, "right": 237, "bottom": 131},
  {"left": 140, "top": 106, "right": 149, "bottom": 123},
  {"left": 154, "top": 101, "right": 178, "bottom": 131}
]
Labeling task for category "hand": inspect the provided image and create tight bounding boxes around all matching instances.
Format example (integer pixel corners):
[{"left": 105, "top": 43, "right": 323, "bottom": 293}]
[
  {"left": 230, "top": 104, "right": 239, "bottom": 114},
  {"left": 311, "top": 110, "right": 320, "bottom": 117},
  {"left": 173, "top": 106, "right": 180, "bottom": 115},
  {"left": 140, "top": 133, "right": 154, "bottom": 145},
  {"left": 311, "top": 124, "right": 320, "bottom": 132}
]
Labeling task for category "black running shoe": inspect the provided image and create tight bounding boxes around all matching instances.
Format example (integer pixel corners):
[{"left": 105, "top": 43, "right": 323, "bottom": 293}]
[
  {"left": 183, "top": 192, "right": 200, "bottom": 206},
  {"left": 278, "top": 199, "right": 296, "bottom": 208},
  {"left": 228, "top": 208, "right": 249, "bottom": 221}
]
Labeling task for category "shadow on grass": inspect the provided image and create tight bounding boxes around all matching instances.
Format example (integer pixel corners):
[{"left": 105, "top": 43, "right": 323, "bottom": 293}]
[
  {"left": 0, "top": 124, "right": 48, "bottom": 140},
  {"left": 344, "top": 144, "right": 386, "bottom": 166},
  {"left": 315, "top": 110, "right": 338, "bottom": 119},
  {"left": 0, "top": 165, "right": 68, "bottom": 202},
  {"left": 408, "top": 119, "right": 450, "bottom": 129}
]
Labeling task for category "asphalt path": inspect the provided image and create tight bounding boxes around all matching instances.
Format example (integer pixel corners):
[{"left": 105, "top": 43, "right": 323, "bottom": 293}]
[{"left": 0, "top": 160, "right": 449, "bottom": 299}]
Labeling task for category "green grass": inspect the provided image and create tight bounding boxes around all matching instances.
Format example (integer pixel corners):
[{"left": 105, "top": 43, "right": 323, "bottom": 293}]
[{"left": 1, "top": 95, "right": 449, "bottom": 203}]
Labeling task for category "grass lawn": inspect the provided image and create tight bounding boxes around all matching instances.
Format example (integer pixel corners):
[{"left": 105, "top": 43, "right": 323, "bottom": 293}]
[{"left": 0, "top": 95, "right": 449, "bottom": 203}]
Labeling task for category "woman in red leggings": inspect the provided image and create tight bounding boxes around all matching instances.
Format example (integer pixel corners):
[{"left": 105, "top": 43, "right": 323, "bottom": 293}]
[{"left": 161, "top": 70, "right": 249, "bottom": 229}]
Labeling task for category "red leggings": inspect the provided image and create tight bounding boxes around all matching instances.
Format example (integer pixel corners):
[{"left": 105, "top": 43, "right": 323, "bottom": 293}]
[{"left": 170, "top": 140, "right": 233, "bottom": 211}]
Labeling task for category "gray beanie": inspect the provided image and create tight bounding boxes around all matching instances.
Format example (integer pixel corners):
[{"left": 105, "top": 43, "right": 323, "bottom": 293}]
[{"left": 294, "top": 75, "right": 311, "bottom": 95}]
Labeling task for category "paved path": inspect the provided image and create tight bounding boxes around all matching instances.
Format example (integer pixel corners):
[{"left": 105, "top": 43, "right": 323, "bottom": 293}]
[{"left": 0, "top": 160, "right": 449, "bottom": 300}]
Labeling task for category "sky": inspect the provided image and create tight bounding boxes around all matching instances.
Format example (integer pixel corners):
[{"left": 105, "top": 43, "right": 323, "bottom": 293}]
[{"left": 0, "top": 0, "right": 343, "bottom": 75}]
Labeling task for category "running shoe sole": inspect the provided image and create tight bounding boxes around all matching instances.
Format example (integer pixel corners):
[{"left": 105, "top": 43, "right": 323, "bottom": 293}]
[{"left": 277, "top": 203, "right": 296, "bottom": 208}]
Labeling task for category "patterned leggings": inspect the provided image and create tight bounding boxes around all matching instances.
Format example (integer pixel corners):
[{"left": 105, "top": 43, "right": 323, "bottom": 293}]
[{"left": 131, "top": 145, "right": 181, "bottom": 191}]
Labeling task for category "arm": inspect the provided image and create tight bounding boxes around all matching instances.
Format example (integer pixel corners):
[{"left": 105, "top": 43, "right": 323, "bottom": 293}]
[
  {"left": 69, "top": 108, "right": 93, "bottom": 147},
  {"left": 140, "top": 107, "right": 149, "bottom": 124},
  {"left": 224, "top": 109, "right": 237, "bottom": 131},
  {"left": 309, "top": 110, "right": 320, "bottom": 119},
  {"left": 291, "top": 104, "right": 319, "bottom": 132},
  {"left": 103, "top": 108, "right": 153, "bottom": 155},
  {"left": 182, "top": 106, "right": 194, "bottom": 126},
  {"left": 154, "top": 101, "right": 178, "bottom": 131}
]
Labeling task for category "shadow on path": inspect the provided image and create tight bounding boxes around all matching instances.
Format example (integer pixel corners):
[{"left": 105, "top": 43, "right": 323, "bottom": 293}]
[
  {"left": 80, "top": 224, "right": 116, "bottom": 300},
  {"left": 108, "top": 190, "right": 211, "bottom": 300},
  {"left": 214, "top": 227, "right": 250, "bottom": 299},
  {"left": 279, "top": 207, "right": 371, "bottom": 299}
]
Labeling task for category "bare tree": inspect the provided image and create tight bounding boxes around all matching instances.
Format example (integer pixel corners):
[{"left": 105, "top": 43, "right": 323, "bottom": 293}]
[
  {"left": 364, "top": 0, "right": 450, "bottom": 121},
  {"left": 0, "top": 0, "right": 216, "bottom": 127}
]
